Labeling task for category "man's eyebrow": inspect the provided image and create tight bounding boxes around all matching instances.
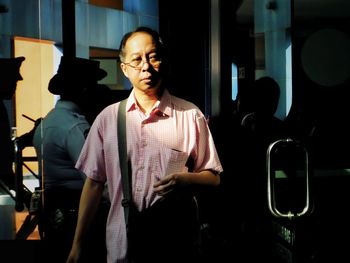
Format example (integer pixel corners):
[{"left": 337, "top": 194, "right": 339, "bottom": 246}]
[{"left": 129, "top": 49, "right": 158, "bottom": 57}]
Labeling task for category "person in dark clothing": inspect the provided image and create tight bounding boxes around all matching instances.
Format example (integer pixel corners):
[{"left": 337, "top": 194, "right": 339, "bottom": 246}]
[
  {"left": 209, "top": 76, "right": 286, "bottom": 262},
  {"left": 0, "top": 56, "right": 25, "bottom": 191},
  {"left": 33, "top": 56, "right": 109, "bottom": 263},
  {"left": 240, "top": 76, "right": 286, "bottom": 261}
]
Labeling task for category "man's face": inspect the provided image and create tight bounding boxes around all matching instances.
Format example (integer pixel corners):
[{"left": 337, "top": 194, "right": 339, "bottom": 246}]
[
  {"left": 0, "top": 76, "right": 21, "bottom": 99},
  {"left": 120, "top": 32, "right": 162, "bottom": 93}
]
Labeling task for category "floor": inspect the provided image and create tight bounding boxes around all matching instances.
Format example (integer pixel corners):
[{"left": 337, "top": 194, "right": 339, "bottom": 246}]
[
  {"left": 0, "top": 175, "right": 44, "bottom": 263},
  {"left": 16, "top": 209, "right": 40, "bottom": 240},
  {"left": 0, "top": 173, "right": 40, "bottom": 241},
  {"left": 16, "top": 173, "right": 41, "bottom": 240}
]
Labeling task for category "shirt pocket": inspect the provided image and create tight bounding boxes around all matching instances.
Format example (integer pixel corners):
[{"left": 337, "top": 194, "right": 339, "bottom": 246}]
[{"left": 161, "top": 147, "right": 189, "bottom": 178}]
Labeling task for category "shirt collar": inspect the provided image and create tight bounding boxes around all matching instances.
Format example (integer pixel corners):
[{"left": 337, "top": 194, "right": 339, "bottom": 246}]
[
  {"left": 125, "top": 88, "right": 173, "bottom": 117},
  {"left": 157, "top": 89, "right": 172, "bottom": 117},
  {"left": 55, "top": 100, "right": 82, "bottom": 113}
]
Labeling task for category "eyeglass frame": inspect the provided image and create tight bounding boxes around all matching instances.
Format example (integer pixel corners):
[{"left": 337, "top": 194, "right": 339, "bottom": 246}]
[{"left": 121, "top": 56, "right": 162, "bottom": 70}]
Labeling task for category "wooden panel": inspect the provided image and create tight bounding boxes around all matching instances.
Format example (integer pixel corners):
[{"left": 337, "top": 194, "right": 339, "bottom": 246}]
[
  {"left": 89, "top": 0, "right": 123, "bottom": 10},
  {"left": 90, "top": 47, "right": 118, "bottom": 58},
  {"left": 13, "top": 36, "right": 57, "bottom": 175}
]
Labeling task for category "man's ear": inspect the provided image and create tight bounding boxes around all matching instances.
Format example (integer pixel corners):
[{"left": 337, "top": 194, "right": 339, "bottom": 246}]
[{"left": 120, "top": 63, "right": 129, "bottom": 78}]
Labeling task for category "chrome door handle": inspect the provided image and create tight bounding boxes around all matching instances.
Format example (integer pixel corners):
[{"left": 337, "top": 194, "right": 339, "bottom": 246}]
[{"left": 267, "top": 138, "right": 311, "bottom": 219}]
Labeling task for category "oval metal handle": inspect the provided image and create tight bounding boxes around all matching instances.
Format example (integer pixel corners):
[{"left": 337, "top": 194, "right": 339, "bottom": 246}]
[{"left": 267, "top": 138, "right": 311, "bottom": 219}]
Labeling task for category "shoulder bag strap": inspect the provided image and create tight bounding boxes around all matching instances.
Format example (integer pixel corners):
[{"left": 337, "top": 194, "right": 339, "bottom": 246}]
[{"left": 117, "top": 98, "right": 131, "bottom": 226}]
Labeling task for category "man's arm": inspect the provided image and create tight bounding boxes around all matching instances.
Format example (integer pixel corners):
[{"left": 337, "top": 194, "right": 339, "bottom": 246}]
[
  {"left": 153, "top": 170, "right": 220, "bottom": 196},
  {"left": 66, "top": 177, "right": 104, "bottom": 263}
]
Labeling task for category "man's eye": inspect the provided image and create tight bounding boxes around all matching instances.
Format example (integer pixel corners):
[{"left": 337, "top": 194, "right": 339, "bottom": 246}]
[
  {"left": 132, "top": 57, "right": 142, "bottom": 62},
  {"left": 149, "top": 54, "right": 160, "bottom": 61}
]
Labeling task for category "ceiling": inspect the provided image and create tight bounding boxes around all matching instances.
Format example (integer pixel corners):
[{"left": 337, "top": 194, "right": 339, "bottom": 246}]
[{"left": 236, "top": 0, "right": 350, "bottom": 25}]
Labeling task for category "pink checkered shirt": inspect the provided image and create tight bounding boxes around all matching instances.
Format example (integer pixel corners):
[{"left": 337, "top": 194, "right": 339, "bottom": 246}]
[{"left": 76, "top": 89, "right": 223, "bottom": 262}]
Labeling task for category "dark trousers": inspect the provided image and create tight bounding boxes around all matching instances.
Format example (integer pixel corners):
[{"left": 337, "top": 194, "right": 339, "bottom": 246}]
[
  {"left": 128, "top": 194, "right": 200, "bottom": 263},
  {"left": 41, "top": 189, "right": 109, "bottom": 263},
  {"left": 41, "top": 189, "right": 81, "bottom": 263}
]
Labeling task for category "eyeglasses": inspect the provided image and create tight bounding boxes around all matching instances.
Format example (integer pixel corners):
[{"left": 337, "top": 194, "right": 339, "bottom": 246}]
[{"left": 122, "top": 55, "right": 162, "bottom": 70}]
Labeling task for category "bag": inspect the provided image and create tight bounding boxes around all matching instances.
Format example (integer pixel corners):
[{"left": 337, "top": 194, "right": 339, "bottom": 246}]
[{"left": 127, "top": 193, "right": 201, "bottom": 262}]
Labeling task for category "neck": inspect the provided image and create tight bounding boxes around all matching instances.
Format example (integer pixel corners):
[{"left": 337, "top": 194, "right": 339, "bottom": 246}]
[{"left": 134, "top": 87, "right": 164, "bottom": 115}]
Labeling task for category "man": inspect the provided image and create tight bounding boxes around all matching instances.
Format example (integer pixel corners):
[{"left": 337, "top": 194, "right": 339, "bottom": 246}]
[
  {"left": 33, "top": 56, "right": 108, "bottom": 263},
  {"left": 0, "top": 56, "right": 25, "bottom": 191},
  {"left": 67, "top": 27, "right": 223, "bottom": 263}
]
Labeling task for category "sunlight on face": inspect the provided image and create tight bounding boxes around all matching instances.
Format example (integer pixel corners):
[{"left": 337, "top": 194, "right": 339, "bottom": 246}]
[{"left": 120, "top": 32, "right": 162, "bottom": 93}]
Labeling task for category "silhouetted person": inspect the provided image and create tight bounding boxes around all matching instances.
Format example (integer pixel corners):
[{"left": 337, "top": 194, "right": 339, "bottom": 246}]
[
  {"left": 241, "top": 76, "right": 285, "bottom": 140},
  {"left": 208, "top": 81, "right": 282, "bottom": 261},
  {"left": 241, "top": 76, "right": 286, "bottom": 186},
  {"left": 241, "top": 76, "right": 286, "bottom": 195},
  {"left": 0, "top": 56, "right": 25, "bottom": 191},
  {"left": 33, "top": 56, "right": 108, "bottom": 263},
  {"left": 210, "top": 77, "right": 286, "bottom": 262},
  {"left": 207, "top": 97, "right": 252, "bottom": 262},
  {"left": 240, "top": 76, "right": 286, "bottom": 261}
]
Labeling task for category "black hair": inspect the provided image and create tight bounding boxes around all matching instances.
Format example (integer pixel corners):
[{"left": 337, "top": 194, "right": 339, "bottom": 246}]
[{"left": 118, "top": 26, "right": 164, "bottom": 63}]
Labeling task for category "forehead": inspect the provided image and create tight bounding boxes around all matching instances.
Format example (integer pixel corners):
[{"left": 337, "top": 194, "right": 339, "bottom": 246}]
[{"left": 125, "top": 32, "right": 156, "bottom": 55}]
